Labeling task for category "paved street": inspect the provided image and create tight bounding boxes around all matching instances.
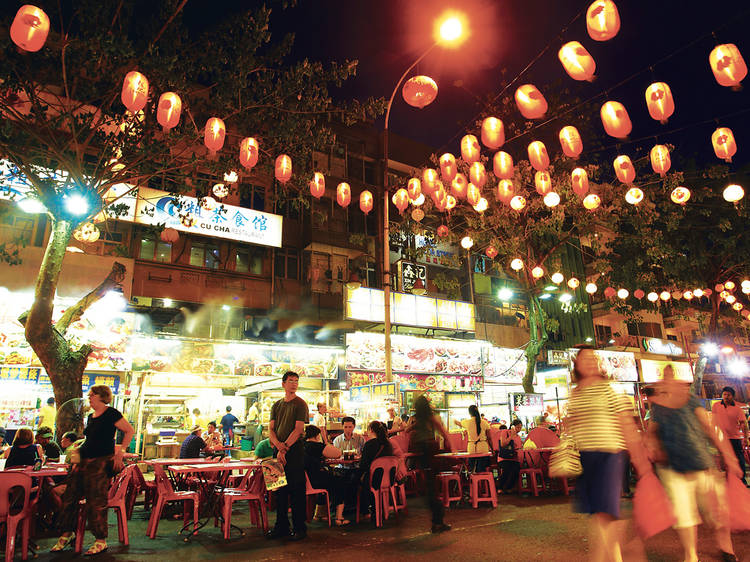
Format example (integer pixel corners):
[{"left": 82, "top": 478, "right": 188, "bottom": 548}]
[{"left": 33, "top": 494, "right": 749, "bottom": 561}]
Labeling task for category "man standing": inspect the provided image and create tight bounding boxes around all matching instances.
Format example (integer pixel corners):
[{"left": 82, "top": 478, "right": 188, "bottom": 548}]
[
  {"left": 219, "top": 406, "right": 239, "bottom": 449},
  {"left": 332, "top": 417, "right": 366, "bottom": 454},
  {"left": 312, "top": 402, "right": 328, "bottom": 444},
  {"left": 711, "top": 386, "right": 749, "bottom": 484},
  {"left": 386, "top": 407, "right": 404, "bottom": 435},
  {"left": 267, "top": 371, "right": 309, "bottom": 541},
  {"left": 37, "top": 397, "right": 56, "bottom": 430}
]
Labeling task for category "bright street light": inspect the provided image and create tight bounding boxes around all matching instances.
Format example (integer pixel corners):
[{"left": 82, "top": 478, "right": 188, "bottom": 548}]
[
  {"left": 222, "top": 304, "right": 231, "bottom": 311},
  {"left": 435, "top": 13, "right": 467, "bottom": 46},
  {"left": 559, "top": 293, "right": 573, "bottom": 303},
  {"left": 498, "top": 288, "right": 513, "bottom": 301},
  {"left": 163, "top": 298, "right": 173, "bottom": 308},
  {"left": 64, "top": 193, "right": 89, "bottom": 215},
  {"left": 727, "top": 358, "right": 748, "bottom": 376},
  {"left": 539, "top": 293, "right": 552, "bottom": 300},
  {"left": 701, "top": 342, "right": 719, "bottom": 356},
  {"left": 18, "top": 197, "right": 46, "bottom": 214}
]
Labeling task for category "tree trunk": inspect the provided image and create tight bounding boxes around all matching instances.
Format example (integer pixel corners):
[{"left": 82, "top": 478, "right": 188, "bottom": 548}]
[
  {"left": 690, "top": 356, "right": 708, "bottom": 397},
  {"left": 522, "top": 295, "right": 548, "bottom": 393},
  {"left": 709, "top": 293, "right": 720, "bottom": 336}
]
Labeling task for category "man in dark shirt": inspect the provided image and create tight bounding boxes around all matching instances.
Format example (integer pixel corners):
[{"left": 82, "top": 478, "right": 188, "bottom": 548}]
[
  {"left": 220, "top": 406, "right": 239, "bottom": 448},
  {"left": 267, "top": 371, "right": 309, "bottom": 541},
  {"left": 179, "top": 425, "right": 206, "bottom": 459},
  {"left": 36, "top": 426, "right": 62, "bottom": 462}
]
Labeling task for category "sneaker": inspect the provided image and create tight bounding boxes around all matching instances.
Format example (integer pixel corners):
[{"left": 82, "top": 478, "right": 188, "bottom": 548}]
[{"left": 431, "top": 523, "right": 452, "bottom": 534}]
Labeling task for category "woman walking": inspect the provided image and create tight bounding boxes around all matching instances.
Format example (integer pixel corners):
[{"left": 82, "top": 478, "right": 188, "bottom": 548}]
[
  {"left": 566, "top": 347, "right": 648, "bottom": 561},
  {"left": 51, "top": 385, "right": 134, "bottom": 556},
  {"left": 406, "top": 395, "right": 452, "bottom": 533}
]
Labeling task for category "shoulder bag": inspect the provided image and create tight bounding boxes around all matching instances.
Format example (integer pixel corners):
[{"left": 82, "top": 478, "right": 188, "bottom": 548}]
[{"left": 548, "top": 434, "right": 582, "bottom": 478}]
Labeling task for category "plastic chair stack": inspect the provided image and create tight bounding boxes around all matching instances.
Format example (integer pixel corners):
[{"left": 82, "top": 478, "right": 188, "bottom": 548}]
[
  {"left": 304, "top": 474, "right": 331, "bottom": 527},
  {"left": 75, "top": 466, "right": 133, "bottom": 553},
  {"left": 0, "top": 472, "right": 34, "bottom": 562},
  {"left": 220, "top": 467, "right": 268, "bottom": 539},
  {"left": 146, "top": 465, "right": 200, "bottom": 539}
]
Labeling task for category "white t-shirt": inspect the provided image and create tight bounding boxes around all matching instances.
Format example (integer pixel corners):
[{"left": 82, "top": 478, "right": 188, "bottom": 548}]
[{"left": 313, "top": 412, "right": 326, "bottom": 428}]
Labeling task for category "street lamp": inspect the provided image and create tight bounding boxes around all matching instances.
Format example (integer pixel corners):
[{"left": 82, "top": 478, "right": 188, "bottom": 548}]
[{"left": 382, "top": 12, "right": 467, "bottom": 382}]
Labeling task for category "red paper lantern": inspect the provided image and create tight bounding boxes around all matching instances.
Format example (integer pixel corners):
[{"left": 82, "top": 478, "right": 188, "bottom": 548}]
[
  {"left": 485, "top": 245, "right": 498, "bottom": 259},
  {"left": 432, "top": 187, "right": 447, "bottom": 212},
  {"left": 440, "top": 153, "right": 457, "bottom": 182},
  {"left": 204, "top": 117, "right": 226, "bottom": 154},
  {"left": 275, "top": 154, "right": 292, "bottom": 183},
  {"left": 160, "top": 228, "right": 179, "bottom": 243},
  {"left": 604, "top": 287, "right": 616, "bottom": 298},
  {"left": 461, "top": 134, "right": 481, "bottom": 163},
  {"left": 156, "top": 92, "right": 182, "bottom": 131},
  {"left": 586, "top": 0, "right": 620, "bottom": 41},
  {"left": 645, "top": 82, "right": 675, "bottom": 123},
  {"left": 709, "top": 44, "right": 747, "bottom": 88},
  {"left": 601, "top": 101, "right": 632, "bottom": 138},
  {"left": 481, "top": 117, "right": 505, "bottom": 149},
  {"left": 422, "top": 169, "right": 439, "bottom": 194},
  {"left": 402, "top": 75, "right": 438, "bottom": 108},
  {"left": 634, "top": 289, "right": 645, "bottom": 300},
  {"left": 528, "top": 141, "right": 550, "bottom": 171},
  {"left": 407, "top": 178, "right": 422, "bottom": 201},
  {"left": 493, "top": 151, "right": 514, "bottom": 180},
  {"left": 309, "top": 172, "right": 325, "bottom": 199},
  {"left": 515, "top": 84, "right": 548, "bottom": 120},
  {"left": 650, "top": 145, "right": 671, "bottom": 177},
  {"left": 10, "top": 5, "right": 50, "bottom": 52},
  {"left": 437, "top": 225, "right": 450, "bottom": 238},
  {"left": 469, "top": 162, "right": 487, "bottom": 188},
  {"left": 239, "top": 137, "right": 259, "bottom": 169},
  {"left": 122, "top": 71, "right": 149, "bottom": 113},
  {"left": 496, "top": 180, "right": 515, "bottom": 204},
  {"left": 571, "top": 168, "right": 589, "bottom": 197},
  {"left": 535, "top": 171, "right": 552, "bottom": 195},
  {"left": 392, "top": 188, "right": 409, "bottom": 213},
  {"left": 559, "top": 126, "right": 583, "bottom": 158},
  {"left": 336, "top": 183, "right": 351, "bottom": 207},
  {"left": 712, "top": 127, "right": 737, "bottom": 162},
  {"left": 451, "top": 173, "right": 468, "bottom": 200},
  {"left": 558, "top": 41, "right": 596, "bottom": 81},
  {"left": 360, "top": 190, "right": 373, "bottom": 215},
  {"left": 614, "top": 155, "right": 636, "bottom": 184}
]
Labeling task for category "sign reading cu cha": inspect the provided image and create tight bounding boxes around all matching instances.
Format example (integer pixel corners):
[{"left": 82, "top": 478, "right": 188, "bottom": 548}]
[
  {"left": 642, "top": 337, "right": 684, "bottom": 357},
  {"left": 135, "top": 187, "right": 282, "bottom": 248}
]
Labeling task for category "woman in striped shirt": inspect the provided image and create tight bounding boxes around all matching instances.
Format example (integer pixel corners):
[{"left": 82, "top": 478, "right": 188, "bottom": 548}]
[{"left": 566, "top": 346, "right": 648, "bottom": 562}]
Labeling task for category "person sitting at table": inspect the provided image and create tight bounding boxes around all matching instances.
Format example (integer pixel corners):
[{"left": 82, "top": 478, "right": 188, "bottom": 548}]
[
  {"left": 3, "top": 427, "right": 44, "bottom": 468},
  {"left": 454, "top": 405, "right": 491, "bottom": 472},
  {"left": 36, "top": 426, "right": 62, "bottom": 463},
  {"left": 359, "top": 421, "right": 394, "bottom": 520},
  {"left": 254, "top": 438, "right": 274, "bottom": 459},
  {"left": 332, "top": 416, "right": 366, "bottom": 455},
  {"left": 497, "top": 420, "right": 523, "bottom": 493},
  {"left": 303, "top": 425, "right": 351, "bottom": 526},
  {"left": 203, "top": 421, "right": 224, "bottom": 454},
  {"left": 0, "top": 427, "right": 8, "bottom": 455},
  {"left": 179, "top": 425, "right": 207, "bottom": 458}
]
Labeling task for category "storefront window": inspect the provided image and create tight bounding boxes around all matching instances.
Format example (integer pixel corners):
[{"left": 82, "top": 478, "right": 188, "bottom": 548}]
[
  {"left": 190, "top": 242, "right": 220, "bottom": 269},
  {"left": 274, "top": 248, "right": 299, "bottom": 280},
  {"left": 139, "top": 237, "right": 171, "bottom": 262},
  {"left": 235, "top": 247, "right": 264, "bottom": 275}
]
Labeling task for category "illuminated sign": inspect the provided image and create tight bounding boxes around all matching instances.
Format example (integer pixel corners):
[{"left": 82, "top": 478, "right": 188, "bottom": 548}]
[
  {"left": 642, "top": 337, "right": 684, "bottom": 356},
  {"left": 399, "top": 261, "right": 426, "bottom": 292},
  {"left": 639, "top": 359, "right": 693, "bottom": 383},
  {"left": 567, "top": 349, "right": 638, "bottom": 382},
  {"left": 345, "top": 287, "right": 475, "bottom": 331},
  {"left": 547, "top": 349, "right": 569, "bottom": 365}
]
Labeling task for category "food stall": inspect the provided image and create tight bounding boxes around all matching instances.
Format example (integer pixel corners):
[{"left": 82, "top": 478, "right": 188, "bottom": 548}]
[{"left": 480, "top": 345, "right": 528, "bottom": 424}]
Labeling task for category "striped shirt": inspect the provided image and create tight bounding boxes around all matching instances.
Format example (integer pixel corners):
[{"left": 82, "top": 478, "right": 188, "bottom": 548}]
[{"left": 566, "top": 380, "right": 629, "bottom": 452}]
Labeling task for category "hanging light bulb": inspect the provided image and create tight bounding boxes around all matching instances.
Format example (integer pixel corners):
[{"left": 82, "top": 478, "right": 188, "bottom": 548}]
[
  {"left": 551, "top": 272, "right": 564, "bottom": 284},
  {"left": 543, "top": 192, "right": 561, "bottom": 207},
  {"left": 585, "top": 282, "right": 598, "bottom": 294},
  {"left": 510, "top": 195, "right": 526, "bottom": 211},
  {"left": 625, "top": 187, "right": 644, "bottom": 205},
  {"left": 510, "top": 258, "right": 524, "bottom": 271},
  {"left": 461, "top": 235, "right": 474, "bottom": 249},
  {"left": 723, "top": 184, "right": 744, "bottom": 203},
  {"left": 660, "top": 291, "right": 671, "bottom": 301}
]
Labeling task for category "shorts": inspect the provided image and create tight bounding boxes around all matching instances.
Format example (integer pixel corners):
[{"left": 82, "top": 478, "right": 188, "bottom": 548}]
[
  {"left": 575, "top": 451, "right": 626, "bottom": 518},
  {"left": 656, "top": 466, "right": 729, "bottom": 529}
]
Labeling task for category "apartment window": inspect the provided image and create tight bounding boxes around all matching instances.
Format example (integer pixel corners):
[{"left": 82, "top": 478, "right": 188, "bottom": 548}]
[
  {"left": 626, "top": 321, "right": 663, "bottom": 338},
  {"left": 0, "top": 214, "right": 34, "bottom": 244},
  {"left": 365, "top": 261, "right": 377, "bottom": 288},
  {"left": 190, "top": 242, "right": 220, "bottom": 269},
  {"left": 139, "top": 236, "right": 171, "bottom": 262},
  {"left": 239, "top": 184, "right": 265, "bottom": 211},
  {"left": 274, "top": 248, "right": 299, "bottom": 280},
  {"left": 277, "top": 198, "right": 300, "bottom": 221},
  {"left": 235, "top": 247, "right": 264, "bottom": 275},
  {"left": 595, "top": 324, "right": 613, "bottom": 343}
]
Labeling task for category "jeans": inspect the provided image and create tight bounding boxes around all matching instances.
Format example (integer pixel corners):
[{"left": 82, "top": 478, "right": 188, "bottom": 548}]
[
  {"left": 729, "top": 439, "right": 747, "bottom": 484},
  {"left": 273, "top": 441, "right": 306, "bottom": 535}
]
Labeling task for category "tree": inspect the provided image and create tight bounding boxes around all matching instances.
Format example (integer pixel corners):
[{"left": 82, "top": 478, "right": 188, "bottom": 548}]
[{"left": 0, "top": 0, "right": 384, "bottom": 433}]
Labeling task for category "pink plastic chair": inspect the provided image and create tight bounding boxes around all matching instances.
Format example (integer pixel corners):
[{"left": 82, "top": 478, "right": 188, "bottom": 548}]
[
  {"left": 0, "top": 473, "right": 34, "bottom": 562},
  {"left": 361, "top": 457, "right": 401, "bottom": 527},
  {"left": 469, "top": 472, "right": 497, "bottom": 508},
  {"left": 518, "top": 449, "right": 545, "bottom": 496},
  {"left": 74, "top": 466, "right": 133, "bottom": 553},
  {"left": 146, "top": 465, "right": 200, "bottom": 538},
  {"left": 526, "top": 427, "right": 560, "bottom": 448},
  {"left": 126, "top": 464, "right": 156, "bottom": 519},
  {"left": 304, "top": 474, "right": 331, "bottom": 527},
  {"left": 220, "top": 468, "right": 268, "bottom": 539}
]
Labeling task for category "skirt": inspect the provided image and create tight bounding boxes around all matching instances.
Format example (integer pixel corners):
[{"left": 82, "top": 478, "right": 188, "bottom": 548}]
[{"left": 575, "top": 450, "right": 626, "bottom": 518}]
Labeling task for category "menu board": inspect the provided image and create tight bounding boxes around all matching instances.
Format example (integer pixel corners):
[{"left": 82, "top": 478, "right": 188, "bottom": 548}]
[
  {"left": 639, "top": 359, "right": 693, "bottom": 383},
  {"left": 345, "top": 332, "right": 483, "bottom": 376},
  {"left": 483, "top": 346, "right": 527, "bottom": 384},
  {"left": 567, "top": 349, "right": 638, "bottom": 383},
  {"left": 131, "top": 337, "right": 341, "bottom": 379},
  {"left": 349, "top": 383, "right": 398, "bottom": 402},
  {"left": 404, "top": 390, "right": 446, "bottom": 411},
  {"left": 345, "top": 370, "right": 482, "bottom": 392}
]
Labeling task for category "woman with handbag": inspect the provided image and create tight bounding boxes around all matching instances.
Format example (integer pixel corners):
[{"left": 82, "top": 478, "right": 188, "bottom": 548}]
[
  {"left": 51, "top": 385, "right": 134, "bottom": 556},
  {"left": 566, "top": 346, "right": 649, "bottom": 562},
  {"left": 454, "top": 405, "right": 492, "bottom": 472},
  {"left": 497, "top": 420, "right": 523, "bottom": 493}
]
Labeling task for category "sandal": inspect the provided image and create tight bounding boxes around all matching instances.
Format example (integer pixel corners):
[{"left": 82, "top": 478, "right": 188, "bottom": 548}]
[
  {"left": 84, "top": 541, "right": 108, "bottom": 556},
  {"left": 335, "top": 518, "right": 350, "bottom": 526},
  {"left": 50, "top": 533, "right": 75, "bottom": 552}
]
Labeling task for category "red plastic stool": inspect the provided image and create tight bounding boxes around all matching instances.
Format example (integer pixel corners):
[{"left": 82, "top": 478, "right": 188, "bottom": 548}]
[
  {"left": 470, "top": 472, "right": 497, "bottom": 508},
  {"left": 518, "top": 468, "right": 544, "bottom": 496},
  {"left": 437, "top": 472, "right": 462, "bottom": 507}
]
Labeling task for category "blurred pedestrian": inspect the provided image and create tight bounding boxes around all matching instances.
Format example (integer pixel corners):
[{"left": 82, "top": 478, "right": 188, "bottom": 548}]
[{"left": 711, "top": 386, "right": 748, "bottom": 485}]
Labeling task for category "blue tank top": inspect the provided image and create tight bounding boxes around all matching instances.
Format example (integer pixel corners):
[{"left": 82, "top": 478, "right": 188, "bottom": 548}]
[{"left": 651, "top": 394, "right": 715, "bottom": 473}]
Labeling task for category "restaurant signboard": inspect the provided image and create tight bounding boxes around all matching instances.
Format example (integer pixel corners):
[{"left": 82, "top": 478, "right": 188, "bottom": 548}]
[
  {"left": 639, "top": 358, "right": 693, "bottom": 383},
  {"left": 398, "top": 260, "right": 427, "bottom": 293},
  {"left": 641, "top": 337, "right": 684, "bottom": 357}
]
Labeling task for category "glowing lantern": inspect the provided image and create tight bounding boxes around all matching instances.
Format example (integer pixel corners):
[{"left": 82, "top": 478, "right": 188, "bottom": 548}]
[
  {"left": 614, "top": 155, "right": 636, "bottom": 184},
  {"left": 671, "top": 291, "right": 682, "bottom": 301},
  {"left": 528, "top": 141, "right": 550, "bottom": 171},
  {"left": 551, "top": 273, "right": 564, "bottom": 284},
  {"left": 461, "top": 236, "right": 474, "bottom": 250},
  {"left": 510, "top": 196, "right": 526, "bottom": 211},
  {"left": 709, "top": 44, "right": 747, "bottom": 88},
  {"left": 402, "top": 75, "right": 438, "bottom": 108},
  {"left": 583, "top": 193, "right": 601, "bottom": 210},
  {"left": 493, "top": 151, "right": 514, "bottom": 180},
  {"left": 423, "top": 169, "right": 439, "bottom": 194},
  {"left": 586, "top": 0, "right": 620, "bottom": 41},
  {"left": 535, "top": 171, "right": 552, "bottom": 195},
  {"left": 712, "top": 127, "right": 737, "bottom": 162},
  {"left": 360, "top": 190, "right": 373, "bottom": 215},
  {"left": 733, "top": 302, "right": 743, "bottom": 311},
  {"left": 160, "top": 227, "right": 179, "bottom": 243},
  {"left": 559, "top": 126, "right": 583, "bottom": 158},
  {"left": 586, "top": 283, "right": 598, "bottom": 294},
  {"left": 204, "top": 117, "right": 226, "bottom": 154},
  {"left": 650, "top": 145, "right": 671, "bottom": 176},
  {"left": 481, "top": 117, "right": 505, "bottom": 149},
  {"left": 10, "top": 5, "right": 50, "bottom": 52},
  {"left": 446, "top": 195, "right": 457, "bottom": 211},
  {"left": 716, "top": 283, "right": 725, "bottom": 292},
  {"left": 603, "top": 287, "right": 616, "bottom": 298},
  {"left": 73, "top": 222, "right": 100, "bottom": 243},
  {"left": 485, "top": 245, "right": 498, "bottom": 259},
  {"left": 571, "top": 168, "right": 589, "bottom": 197},
  {"left": 645, "top": 82, "right": 675, "bottom": 123},
  {"left": 633, "top": 289, "right": 645, "bottom": 300},
  {"left": 600, "top": 101, "right": 632, "bottom": 138},
  {"left": 440, "top": 153, "right": 457, "bottom": 182},
  {"left": 432, "top": 187, "right": 447, "bottom": 211},
  {"left": 224, "top": 171, "right": 238, "bottom": 183},
  {"left": 412, "top": 193, "right": 425, "bottom": 206},
  {"left": 510, "top": 258, "right": 524, "bottom": 271},
  {"left": 275, "top": 154, "right": 292, "bottom": 183},
  {"left": 200, "top": 196, "right": 216, "bottom": 211},
  {"left": 121, "top": 71, "right": 149, "bottom": 113},
  {"left": 496, "top": 180, "right": 515, "bottom": 204},
  {"left": 617, "top": 288, "right": 629, "bottom": 299},
  {"left": 474, "top": 197, "right": 489, "bottom": 213},
  {"left": 544, "top": 192, "right": 561, "bottom": 207},
  {"left": 647, "top": 292, "right": 659, "bottom": 302},
  {"left": 683, "top": 291, "right": 694, "bottom": 300},
  {"left": 461, "top": 135, "right": 481, "bottom": 163},
  {"left": 309, "top": 172, "right": 325, "bottom": 199},
  {"left": 660, "top": 291, "right": 671, "bottom": 301},
  {"left": 407, "top": 178, "right": 422, "bottom": 201},
  {"left": 156, "top": 92, "right": 182, "bottom": 131},
  {"left": 467, "top": 184, "right": 481, "bottom": 207},
  {"left": 212, "top": 183, "right": 229, "bottom": 199},
  {"left": 725, "top": 281, "right": 736, "bottom": 290},
  {"left": 515, "top": 84, "right": 548, "bottom": 120},
  {"left": 625, "top": 187, "right": 644, "bottom": 205},
  {"left": 451, "top": 174, "right": 468, "bottom": 200},
  {"left": 558, "top": 41, "right": 596, "bottom": 81},
  {"left": 239, "top": 137, "right": 259, "bottom": 169},
  {"left": 392, "top": 188, "right": 409, "bottom": 213},
  {"left": 670, "top": 186, "right": 691, "bottom": 205},
  {"left": 469, "top": 162, "right": 487, "bottom": 188},
  {"left": 742, "top": 310, "right": 750, "bottom": 318},
  {"left": 411, "top": 208, "right": 425, "bottom": 222},
  {"left": 723, "top": 184, "right": 744, "bottom": 203},
  {"left": 437, "top": 225, "right": 450, "bottom": 238},
  {"left": 568, "top": 277, "right": 580, "bottom": 289},
  {"left": 694, "top": 288, "right": 704, "bottom": 297},
  {"left": 721, "top": 291, "right": 731, "bottom": 301},
  {"left": 531, "top": 266, "right": 545, "bottom": 279}
]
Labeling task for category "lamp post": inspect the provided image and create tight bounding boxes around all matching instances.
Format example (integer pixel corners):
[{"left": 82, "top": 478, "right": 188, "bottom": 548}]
[{"left": 382, "top": 14, "right": 466, "bottom": 382}]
